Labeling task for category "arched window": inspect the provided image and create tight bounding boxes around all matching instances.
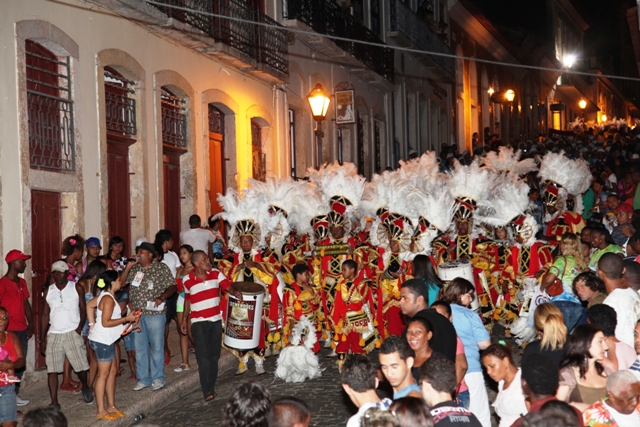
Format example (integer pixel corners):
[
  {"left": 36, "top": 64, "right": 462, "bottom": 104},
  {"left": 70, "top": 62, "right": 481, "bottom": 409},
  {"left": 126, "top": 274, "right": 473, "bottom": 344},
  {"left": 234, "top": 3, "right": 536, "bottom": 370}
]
[
  {"left": 26, "top": 40, "right": 75, "bottom": 171},
  {"left": 105, "top": 66, "right": 136, "bottom": 137},
  {"left": 161, "top": 87, "right": 187, "bottom": 148}
]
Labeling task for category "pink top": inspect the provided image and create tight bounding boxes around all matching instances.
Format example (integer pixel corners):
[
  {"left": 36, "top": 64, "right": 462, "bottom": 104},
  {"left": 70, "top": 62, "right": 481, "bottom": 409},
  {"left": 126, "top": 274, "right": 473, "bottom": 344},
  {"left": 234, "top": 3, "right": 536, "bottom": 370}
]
[
  {"left": 615, "top": 341, "right": 637, "bottom": 371},
  {"left": 456, "top": 336, "right": 469, "bottom": 393}
]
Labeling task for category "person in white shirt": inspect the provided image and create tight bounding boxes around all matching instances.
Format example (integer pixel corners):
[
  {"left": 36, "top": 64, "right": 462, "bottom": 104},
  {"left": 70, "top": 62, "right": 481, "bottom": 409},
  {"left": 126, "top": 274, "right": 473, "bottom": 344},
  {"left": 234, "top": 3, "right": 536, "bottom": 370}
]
[
  {"left": 180, "top": 215, "right": 215, "bottom": 254},
  {"left": 583, "top": 370, "right": 640, "bottom": 426},
  {"left": 341, "top": 355, "right": 392, "bottom": 427},
  {"left": 598, "top": 253, "right": 640, "bottom": 348}
]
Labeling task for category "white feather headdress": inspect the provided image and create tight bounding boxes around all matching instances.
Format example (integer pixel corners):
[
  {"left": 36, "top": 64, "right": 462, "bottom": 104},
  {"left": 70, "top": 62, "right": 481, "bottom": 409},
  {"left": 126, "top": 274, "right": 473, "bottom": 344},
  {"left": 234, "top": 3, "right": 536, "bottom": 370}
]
[
  {"left": 475, "top": 175, "right": 530, "bottom": 227},
  {"left": 482, "top": 146, "right": 538, "bottom": 176},
  {"left": 538, "top": 151, "right": 591, "bottom": 196},
  {"left": 407, "top": 183, "right": 456, "bottom": 254},
  {"left": 447, "top": 159, "right": 496, "bottom": 222},
  {"left": 217, "top": 188, "right": 269, "bottom": 253}
]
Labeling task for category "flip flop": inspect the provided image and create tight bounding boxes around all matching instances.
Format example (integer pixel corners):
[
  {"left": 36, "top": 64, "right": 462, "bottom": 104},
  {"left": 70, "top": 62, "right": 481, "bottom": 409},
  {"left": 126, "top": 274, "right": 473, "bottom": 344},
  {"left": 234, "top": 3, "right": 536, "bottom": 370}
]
[
  {"left": 96, "top": 413, "right": 118, "bottom": 421},
  {"left": 204, "top": 392, "right": 216, "bottom": 402}
]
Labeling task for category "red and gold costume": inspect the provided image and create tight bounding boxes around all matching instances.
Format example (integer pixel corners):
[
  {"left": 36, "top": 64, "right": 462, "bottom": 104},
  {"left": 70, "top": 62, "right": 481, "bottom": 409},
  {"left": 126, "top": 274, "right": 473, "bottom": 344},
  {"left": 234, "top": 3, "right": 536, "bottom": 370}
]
[
  {"left": 331, "top": 275, "right": 379, "bottom": 357},
  {"left": 282, "top": 282, "right": 322, "bottom": 353},
  {"left": 375, "top": 249, "right": 412, "bottom": 337}
]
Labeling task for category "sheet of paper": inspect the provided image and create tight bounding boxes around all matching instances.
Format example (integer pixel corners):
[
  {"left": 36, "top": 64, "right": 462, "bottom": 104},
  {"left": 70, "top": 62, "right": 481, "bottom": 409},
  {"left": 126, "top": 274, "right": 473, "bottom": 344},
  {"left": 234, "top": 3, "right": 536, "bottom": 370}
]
[{"left": 146, "top": 301, "right": 165, "bottom": 311}]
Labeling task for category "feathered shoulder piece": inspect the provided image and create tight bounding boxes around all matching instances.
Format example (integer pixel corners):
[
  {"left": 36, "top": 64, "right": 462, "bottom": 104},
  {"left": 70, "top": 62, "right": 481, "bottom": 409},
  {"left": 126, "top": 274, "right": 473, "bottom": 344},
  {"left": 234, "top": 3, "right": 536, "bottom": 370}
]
[
  {"left": 482, "top": 146, "right": 537, "bottom": 176},
  {"left": 538, "top": 151, "right": 591, "bottom": 195}
]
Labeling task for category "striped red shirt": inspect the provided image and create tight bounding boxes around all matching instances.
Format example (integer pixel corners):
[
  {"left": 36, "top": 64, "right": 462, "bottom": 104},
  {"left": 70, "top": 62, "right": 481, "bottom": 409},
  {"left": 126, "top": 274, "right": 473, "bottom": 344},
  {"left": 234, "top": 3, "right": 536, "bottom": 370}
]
[{"left": 182, "top": 269, "right": 231, "bottom": 323}]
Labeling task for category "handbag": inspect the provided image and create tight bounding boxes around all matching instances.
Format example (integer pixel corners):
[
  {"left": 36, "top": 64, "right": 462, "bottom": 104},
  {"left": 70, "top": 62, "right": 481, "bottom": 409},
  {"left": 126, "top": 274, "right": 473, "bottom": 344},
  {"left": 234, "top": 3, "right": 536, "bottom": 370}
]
[{"left": 546, "top": 256, "right": 566, "bottom": 297}]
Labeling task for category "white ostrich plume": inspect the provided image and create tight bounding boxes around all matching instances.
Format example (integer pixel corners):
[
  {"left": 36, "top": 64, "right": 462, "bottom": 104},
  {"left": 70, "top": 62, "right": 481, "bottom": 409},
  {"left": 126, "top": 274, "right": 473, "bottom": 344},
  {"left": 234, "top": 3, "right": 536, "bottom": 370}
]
[
  {"left": 308, "top": 161, "right": 366, "bottom": 216},
  {"left": 482, "top": 146, "right": 537, "bottom": 176},
  {"left": 538, "top": 151, "right": 591, "bottom": 195},
  {"left": 475, "top": 175, "right": 530, "bottom": 227},
  {"left": 447, "top": 158, "right": 496, "bottom": 208}
]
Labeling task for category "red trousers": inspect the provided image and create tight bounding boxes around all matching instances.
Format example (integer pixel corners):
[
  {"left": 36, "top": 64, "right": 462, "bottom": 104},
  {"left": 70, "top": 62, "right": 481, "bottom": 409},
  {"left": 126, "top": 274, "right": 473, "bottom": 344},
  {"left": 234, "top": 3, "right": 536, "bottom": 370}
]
[{"left": 335, "top": 331, "right": 365, "bottom": 354}]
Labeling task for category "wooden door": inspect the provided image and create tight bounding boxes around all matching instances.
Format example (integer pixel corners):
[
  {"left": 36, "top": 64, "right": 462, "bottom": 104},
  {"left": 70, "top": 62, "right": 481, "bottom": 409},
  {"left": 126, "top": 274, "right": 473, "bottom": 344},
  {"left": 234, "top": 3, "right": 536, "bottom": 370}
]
[
  {"left": 163, "top": 155, "right": 182, "bottom": 243},
  {"left": 30, "top": 190, "right": 61, "bottom": 369},
  {"left": 107, "top": 136, "right": 134, "bottom": 248},
  {"left": 208, "top": 105, "right": 226, "bottom": 217}
]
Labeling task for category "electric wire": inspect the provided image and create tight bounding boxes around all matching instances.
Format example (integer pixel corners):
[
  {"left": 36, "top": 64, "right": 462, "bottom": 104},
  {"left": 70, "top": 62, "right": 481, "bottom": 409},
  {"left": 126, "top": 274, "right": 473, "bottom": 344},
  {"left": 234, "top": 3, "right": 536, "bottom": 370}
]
[{"left": 141, "top": 0, "right": 640, "bottom": 83}]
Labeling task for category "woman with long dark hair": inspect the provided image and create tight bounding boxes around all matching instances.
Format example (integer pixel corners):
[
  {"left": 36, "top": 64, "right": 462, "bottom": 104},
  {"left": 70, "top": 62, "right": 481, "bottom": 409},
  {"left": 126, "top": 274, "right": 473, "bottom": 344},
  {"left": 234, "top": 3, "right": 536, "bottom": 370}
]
[
  {"left": 441, "top": 278, "right": 491, "bottom": 427},
  {"left": 105, "top": 236, "right": 127, "bottom": 273},
  {"left": 87, "top": 271, "right": 136, "bottom": 420},
  {"left": 411, "top": 255, "right": 443, "bottom": 307},
  {"left": 557, "top": 324, "right": 608, "bottom": 411},
  {"left": 78, "top": 261, "right": 107, "bottom": 391}
]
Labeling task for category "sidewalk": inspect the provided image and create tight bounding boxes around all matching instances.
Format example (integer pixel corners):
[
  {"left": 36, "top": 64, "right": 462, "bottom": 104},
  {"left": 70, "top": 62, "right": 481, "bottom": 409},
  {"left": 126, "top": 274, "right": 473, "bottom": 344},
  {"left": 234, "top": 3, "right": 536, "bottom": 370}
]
[{"left": 17, "top": 325, "right": 236, "bottom": 427}]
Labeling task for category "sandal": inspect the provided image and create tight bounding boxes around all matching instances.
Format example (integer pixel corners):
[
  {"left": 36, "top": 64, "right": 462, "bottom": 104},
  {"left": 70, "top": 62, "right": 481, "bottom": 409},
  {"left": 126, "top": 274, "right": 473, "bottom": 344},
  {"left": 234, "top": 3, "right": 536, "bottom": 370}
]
[
  {"left": 60, "top": 383, "right": 81, "bottom": 394},
  {"left": 204, "top": 392, "right": 216, "bottom": 402},
  {"left": 96, "top": 413, "right": 118, "bottom": 421},
  {"left": 108, "top": 407, "right": 126, "bottom": 418},
  {"left": 174, "top": 363, "right": 191, "bottom": 373}
]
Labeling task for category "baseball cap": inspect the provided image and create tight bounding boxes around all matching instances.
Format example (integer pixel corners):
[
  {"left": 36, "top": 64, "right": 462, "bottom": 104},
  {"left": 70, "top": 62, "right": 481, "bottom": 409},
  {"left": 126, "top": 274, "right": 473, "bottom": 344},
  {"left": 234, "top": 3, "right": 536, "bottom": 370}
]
[
  {"left": 5, "top": 250, "right": 31, "bottom": 263},
  {"left": 136, "top": 242, "right": 157, "bottom": 257},
  {"left": 51, "top": 260, "right": 69, "bottom": 273},
  {"left": 617, "top": 203, "right": 634, "bottom": 215},
  {"left": 86, "top": 237, "right": 101, "bottom": 247}
]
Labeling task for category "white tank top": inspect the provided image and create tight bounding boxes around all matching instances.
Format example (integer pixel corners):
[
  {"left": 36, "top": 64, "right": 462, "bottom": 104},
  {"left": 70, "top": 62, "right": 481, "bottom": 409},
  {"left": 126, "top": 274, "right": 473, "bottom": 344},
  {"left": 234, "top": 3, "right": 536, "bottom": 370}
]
[
  {"left": 88, "top": 292, "right": 123, "bottom": 345},
  {"left": 46, "top": 282, "right": 80, "bottom": 334}
]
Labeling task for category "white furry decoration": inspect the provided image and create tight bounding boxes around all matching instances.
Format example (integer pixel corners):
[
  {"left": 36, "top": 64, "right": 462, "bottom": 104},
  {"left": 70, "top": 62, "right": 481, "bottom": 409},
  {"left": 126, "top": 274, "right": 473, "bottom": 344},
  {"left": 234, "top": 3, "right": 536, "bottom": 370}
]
[
  {"left": 275, "top": 316, "right": 323, "bottom": 383},
  {"left": 482, "top": 146, "right": 537, "bottom": 176}
]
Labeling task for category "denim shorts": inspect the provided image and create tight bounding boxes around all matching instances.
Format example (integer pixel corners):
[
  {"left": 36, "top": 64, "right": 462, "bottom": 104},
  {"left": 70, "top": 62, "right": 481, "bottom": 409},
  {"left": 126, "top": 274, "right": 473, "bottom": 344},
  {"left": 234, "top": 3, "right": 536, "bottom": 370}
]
[
  {"left": 0, "top": 385, "right": 16, "bottom": 422},
  {"left": 89, "top": 340, "right": 116, "bottom": 362},
  {"left": 123, "top": 333, "right": 135, "bottom": 352}
]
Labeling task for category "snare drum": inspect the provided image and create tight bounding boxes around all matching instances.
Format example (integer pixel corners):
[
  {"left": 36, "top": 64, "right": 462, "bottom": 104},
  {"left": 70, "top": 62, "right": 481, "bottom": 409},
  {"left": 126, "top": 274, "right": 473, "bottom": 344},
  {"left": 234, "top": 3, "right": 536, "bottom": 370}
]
[
  {"left": 437, "top": 260, "right": 480, "bottom": 311},
  {"left": 223, "top": 282, "right": 265, "bottom": 350}
]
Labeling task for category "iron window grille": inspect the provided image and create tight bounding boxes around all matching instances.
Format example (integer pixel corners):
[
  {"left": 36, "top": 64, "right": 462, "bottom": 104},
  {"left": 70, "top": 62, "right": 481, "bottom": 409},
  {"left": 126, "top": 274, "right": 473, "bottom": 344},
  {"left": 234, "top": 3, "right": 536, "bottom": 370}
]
[
  {"left": 208, "top": 104, "right": 225, "bottom": 135},
  {"left": 161, "top": 87, "right": 187, "bottom": 149},
  {"left": 26, "top": 41, "right": 75, "bottom": 172},
  {"left": 105, "top": 68, "right": 137, "bottom": 137}
]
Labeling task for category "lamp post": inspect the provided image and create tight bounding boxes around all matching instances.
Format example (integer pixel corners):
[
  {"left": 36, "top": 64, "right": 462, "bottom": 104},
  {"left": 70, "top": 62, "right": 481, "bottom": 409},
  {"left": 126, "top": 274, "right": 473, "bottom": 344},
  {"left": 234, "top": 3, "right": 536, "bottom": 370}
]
[
  {"left": 579, "top": 98, "right": 586, "bottom": 118},
  {"left": 505, "top": 89, "right": 515, "bottom": 141},
  {"left": 307, "top": 83, "right": 330, "bottom": 167}
]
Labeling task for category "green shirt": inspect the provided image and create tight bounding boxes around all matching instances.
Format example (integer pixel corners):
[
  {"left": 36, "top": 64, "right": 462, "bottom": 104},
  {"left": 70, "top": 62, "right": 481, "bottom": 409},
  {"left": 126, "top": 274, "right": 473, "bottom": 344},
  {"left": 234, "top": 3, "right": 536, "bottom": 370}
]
[
  {"left": 548, "top": 255, "right": 581, "bottom": 303},
  {"left": 126, "top": 261, "right": 175, "bottom": 316},
  {"left": 589, "top": 244, "right": 624, "bottom": 271}
]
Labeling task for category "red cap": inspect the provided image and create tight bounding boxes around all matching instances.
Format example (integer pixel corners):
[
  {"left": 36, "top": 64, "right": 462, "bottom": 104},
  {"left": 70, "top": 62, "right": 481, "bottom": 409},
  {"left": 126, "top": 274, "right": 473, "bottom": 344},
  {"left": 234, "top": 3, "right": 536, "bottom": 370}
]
[
  {"left": 5, "top": 250, "right": 31, "bottom": 263},
  {"left": 617, "top": 203, "right": 634, "bottom": 215}
]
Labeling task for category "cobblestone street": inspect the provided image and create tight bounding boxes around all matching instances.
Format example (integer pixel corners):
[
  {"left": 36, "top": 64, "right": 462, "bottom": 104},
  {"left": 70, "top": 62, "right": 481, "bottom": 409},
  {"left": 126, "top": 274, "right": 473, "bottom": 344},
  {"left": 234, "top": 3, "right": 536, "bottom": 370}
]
[{"left": 135, "top": 348, "right": 392, "bottom": 427}]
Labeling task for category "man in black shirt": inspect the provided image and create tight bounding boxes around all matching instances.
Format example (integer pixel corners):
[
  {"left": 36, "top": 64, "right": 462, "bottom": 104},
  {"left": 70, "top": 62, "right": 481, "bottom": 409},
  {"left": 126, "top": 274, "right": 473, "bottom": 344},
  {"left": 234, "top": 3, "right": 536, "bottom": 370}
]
[
  {"left": 399, "top": 279, "right": 457, "bottom": 362},
  {"left": 420, "top": 354, "right": 481, "bottom": 427}
]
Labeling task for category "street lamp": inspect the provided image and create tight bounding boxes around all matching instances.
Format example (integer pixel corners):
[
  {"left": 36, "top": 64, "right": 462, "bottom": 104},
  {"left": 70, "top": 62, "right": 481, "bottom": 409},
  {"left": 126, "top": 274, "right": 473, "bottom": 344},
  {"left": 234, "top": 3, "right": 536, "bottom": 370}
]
[
  {"left": 579, "top": 99, "right": 587, "bottom": 118},
  {"left": 601, "top": 114, "right": 607, "bottom": 123},
  {"left": 307, "top": 83, "right": 330, "bottom": 167},
  {"left": 487, "top": 87, "right": 495, "bottom": 96},
  {"left": 563, "top": 54, "right": 576, "bottom": 69},
  {"left": 505, "top": 89, "right": 515, "bottom": 102}
]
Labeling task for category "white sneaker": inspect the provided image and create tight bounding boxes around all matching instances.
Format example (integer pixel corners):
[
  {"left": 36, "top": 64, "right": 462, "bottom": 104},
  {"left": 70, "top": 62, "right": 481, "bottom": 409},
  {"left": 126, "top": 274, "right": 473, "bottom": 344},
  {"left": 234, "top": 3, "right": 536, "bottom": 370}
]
[
  {"left": 151, "top": 379, "right": 165, "bottom": 391},
  {"left": 16, "top": 395, "right": 29, "bottom": 406},
  {"left": 133, "top": 381, "right": 149, "bottom": 391}
]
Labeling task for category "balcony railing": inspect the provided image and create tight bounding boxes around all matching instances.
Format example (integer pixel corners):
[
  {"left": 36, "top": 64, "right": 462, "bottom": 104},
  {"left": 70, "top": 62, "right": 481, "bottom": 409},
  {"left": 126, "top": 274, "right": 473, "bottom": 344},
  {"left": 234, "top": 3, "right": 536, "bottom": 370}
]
[
  {"left": 27, "top": 92, "right": 76, "bottom": 172},
  {"left": 389, "top": 0, "right": 454, "bottom": 77},
  {"left": 283, "top": 0, "right": 394, "bottom": 82},
  {"left": 148, "top": 0, "right": 289, "bottom": 77},
  {"left": 161, "top": 90, "right": 187, "bottom": 149}
]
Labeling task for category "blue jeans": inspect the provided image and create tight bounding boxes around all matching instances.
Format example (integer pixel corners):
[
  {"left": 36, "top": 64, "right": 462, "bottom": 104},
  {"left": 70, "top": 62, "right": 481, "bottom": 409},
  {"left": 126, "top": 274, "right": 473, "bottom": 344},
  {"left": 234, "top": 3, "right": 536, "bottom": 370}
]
[
  {"left": 0, "top": 385, "right": 16, "bottom": 422},
  {"left": 134, "top": 315, "right": 166, "bottom": 386},
  {"left": 551, "top": 300, "right": 583, "bottom": 333},
  {"left": 456, "top": 389, "right": 470, "bottom": 409}
]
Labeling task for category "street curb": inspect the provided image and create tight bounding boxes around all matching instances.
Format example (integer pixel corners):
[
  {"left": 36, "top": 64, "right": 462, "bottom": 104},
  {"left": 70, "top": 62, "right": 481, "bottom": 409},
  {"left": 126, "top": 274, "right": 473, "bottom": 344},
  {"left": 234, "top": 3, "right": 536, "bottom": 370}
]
[{"left": 87, "top": 350, "right": 236, "bottom": 426}]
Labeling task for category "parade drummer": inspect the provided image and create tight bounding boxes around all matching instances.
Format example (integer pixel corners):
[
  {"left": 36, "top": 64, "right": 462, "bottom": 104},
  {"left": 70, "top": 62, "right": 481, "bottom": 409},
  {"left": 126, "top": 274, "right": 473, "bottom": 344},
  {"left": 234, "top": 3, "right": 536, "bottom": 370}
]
[{"left": 217, "top": 190, "right": 282, "bottom": 376}]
